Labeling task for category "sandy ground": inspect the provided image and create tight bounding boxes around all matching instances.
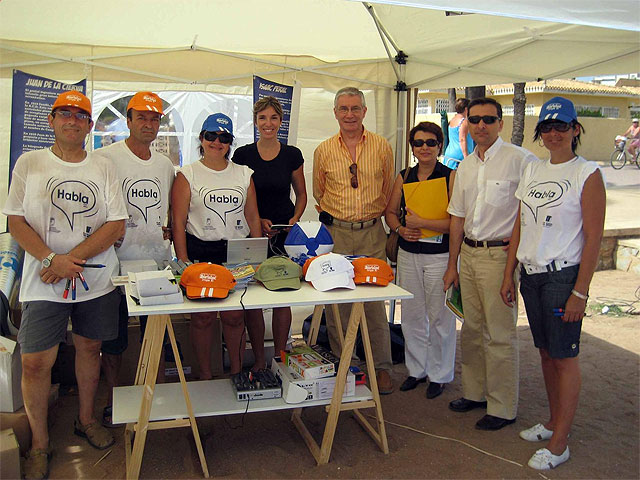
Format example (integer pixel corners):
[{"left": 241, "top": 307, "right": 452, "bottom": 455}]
[{"left": 43, "top": 268, "right": 640, "bottom": 479}]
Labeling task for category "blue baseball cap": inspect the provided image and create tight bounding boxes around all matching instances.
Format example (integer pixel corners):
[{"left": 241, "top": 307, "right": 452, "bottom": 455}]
[
  {"left": 538, "top": 96, "right": 577, "bottom": 125},
  {"left": 201, "top": 113, "right": 233, "bottom": 135}
]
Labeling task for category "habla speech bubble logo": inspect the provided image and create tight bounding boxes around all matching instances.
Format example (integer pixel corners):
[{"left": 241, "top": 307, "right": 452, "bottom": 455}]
[
  {"left": 202, "top": 187, "right": 244, "bottom": 226},
  {"left": 522, "top": 180, "right": 568, "bottom": 222},
  {"left": 50, "top": 180, "right": 97, "bottom": 230},
  {"left": 125, "top": 178, "right": 161, "bottom": 223}
]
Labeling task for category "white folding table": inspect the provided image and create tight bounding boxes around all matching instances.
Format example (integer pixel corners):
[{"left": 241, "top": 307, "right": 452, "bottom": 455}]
[{"left": 114, "top": 282, "right": 412, "bottom": 479}]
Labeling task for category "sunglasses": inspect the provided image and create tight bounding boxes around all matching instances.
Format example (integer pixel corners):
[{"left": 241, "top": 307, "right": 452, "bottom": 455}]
[
  {"left": 349, "top": 163, "right": 358, "bottom": 189},
  {"left": 203, "top": 131, "right": 233, "bottom": 144},
  {"left": 54, "top": 109, "right": 91, "bottom": 121},
  {"left": 539, "top": 121, "right": 572, "bottom": 133},
  {"left": 411, "top": 138, "right": 439, "bottom": 148},
  {"left": 468, "top": 115, "right": 500, "bottom": 125}
]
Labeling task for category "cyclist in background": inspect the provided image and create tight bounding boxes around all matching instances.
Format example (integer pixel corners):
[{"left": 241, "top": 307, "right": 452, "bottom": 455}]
[{"left": 622, "top": 118, "right": 640, "bottom": 157}]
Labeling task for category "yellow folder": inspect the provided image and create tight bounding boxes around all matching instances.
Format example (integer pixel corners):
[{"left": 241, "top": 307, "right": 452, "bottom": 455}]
[{"left": 402, "top": 177, "right": 449, "bottom": 238}]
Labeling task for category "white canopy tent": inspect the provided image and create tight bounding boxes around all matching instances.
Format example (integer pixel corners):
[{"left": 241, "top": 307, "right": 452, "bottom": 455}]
[{"left": 1, "top": 0, "right": 638, "bottom": 218}]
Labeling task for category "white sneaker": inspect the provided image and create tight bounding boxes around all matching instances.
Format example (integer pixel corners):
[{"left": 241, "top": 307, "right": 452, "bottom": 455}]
[
  {"left": 520, "top": 423, "right": 553, "bottom": 442},
  {"left": 528, "top": 447, "right": 570, "bottom": 470}
]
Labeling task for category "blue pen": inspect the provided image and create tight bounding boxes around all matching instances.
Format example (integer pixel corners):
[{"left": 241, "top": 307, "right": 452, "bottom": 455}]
[
  {"left": 78, "top": 272, "right": 89, "bottom": 291},
  {"left": 553, "top": 308, "right": 564, "bottom": 317},
  {"left": 83, "top": 263, "right": 106, "bottom": 268},
  {"left": 71, "top": 276, "right": 76, "bottom": 300}
]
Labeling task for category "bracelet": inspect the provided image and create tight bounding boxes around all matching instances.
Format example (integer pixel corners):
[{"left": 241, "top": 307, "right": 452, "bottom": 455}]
[
  {"left": 571, "top": 289, "right": 589, "bottom": 300},
  {"left": 395, "top": 226, "right": 401, "bottom": 234}
]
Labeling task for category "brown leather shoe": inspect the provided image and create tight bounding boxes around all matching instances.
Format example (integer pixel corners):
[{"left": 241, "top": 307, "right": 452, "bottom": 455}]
[
  {"left": 74, "top": 417, "right": 115, "bottom": 450},
  {"left": 376, "top": 370, "right": 394, "bottom": 395}
]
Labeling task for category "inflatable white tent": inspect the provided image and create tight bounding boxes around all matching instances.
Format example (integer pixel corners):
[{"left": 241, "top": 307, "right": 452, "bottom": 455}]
[{"left": 1, "top": 0, "right": 638, "bottom": 219}]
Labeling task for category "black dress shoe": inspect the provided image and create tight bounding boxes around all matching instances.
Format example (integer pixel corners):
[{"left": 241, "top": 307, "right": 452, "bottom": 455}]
[
  {"left": 449, "top": 397, "right": 488, "bottom": 412},
  {"left": 426, "top": 382, "right": 445, "bottom": 399},
  {"left": 399, "top": 376, "right": 427, "bottom": 391},
  {"left": 475, "top": 414, "right": 516, "bottom": 431}
]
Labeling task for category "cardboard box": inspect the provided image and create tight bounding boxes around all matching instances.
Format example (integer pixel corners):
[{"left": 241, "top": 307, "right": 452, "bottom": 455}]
[
  {"left": 271, "top": 359, "right": 354, "bottom": 401},
  {"left": 0, "top": 429, "right": 20, "bottom": 480},
  {"left": 0, "top": 336, "right": 23, "bottom": 412},
  {"left": 284, "top": 345, "right": 335, "bottom": 379}
]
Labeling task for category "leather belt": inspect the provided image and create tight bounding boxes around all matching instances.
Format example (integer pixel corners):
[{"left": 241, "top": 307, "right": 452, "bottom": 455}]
[
  {"left": 522, "top": 260, "right": 576, "bottom": 275},
  {"left": 463, "top": 237, "right": 509, "bottom": 248},
  {"left": 332, "top": 218, "right": 378, "bottom": 230}
]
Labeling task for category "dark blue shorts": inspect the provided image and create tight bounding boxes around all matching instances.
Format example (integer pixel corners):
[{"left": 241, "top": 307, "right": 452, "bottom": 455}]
[
  {"left": 520, "top": 265, "right": 582, "bottom": 359},
  {"left": 101, "top": 292, "right": 151, "bottom": 355}
]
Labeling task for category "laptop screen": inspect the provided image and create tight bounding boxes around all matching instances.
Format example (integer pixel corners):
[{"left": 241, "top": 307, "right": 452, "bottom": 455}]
[{"left": 226, "top": 237, "right": 268, "bottom": 266}]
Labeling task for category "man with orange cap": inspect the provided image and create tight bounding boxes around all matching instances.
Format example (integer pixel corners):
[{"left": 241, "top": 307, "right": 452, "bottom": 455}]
[
  {"left": 3, "top": 90, "right": 127, "bottom": 478},
  {"left": 98, "top": 92, "right": 175, "bottom": 427}
]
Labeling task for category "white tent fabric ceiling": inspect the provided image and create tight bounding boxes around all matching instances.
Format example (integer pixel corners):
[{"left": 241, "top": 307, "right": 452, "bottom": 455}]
[{"left": 1, "top": 0, "right": 638, "bottom": 90}]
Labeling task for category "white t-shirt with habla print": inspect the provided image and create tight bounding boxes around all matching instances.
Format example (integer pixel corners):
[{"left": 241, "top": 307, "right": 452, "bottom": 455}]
[
  {"left": 98, "top": 141, "right": 175, "bottom": 264},
  {"left": 3, "top": 148, "right": 127, "bottom": 303}
]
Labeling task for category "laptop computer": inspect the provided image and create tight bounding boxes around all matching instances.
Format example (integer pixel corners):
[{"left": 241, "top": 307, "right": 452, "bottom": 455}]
[{"left": 225, "top": 237, "right": 269, "bottom": 266}]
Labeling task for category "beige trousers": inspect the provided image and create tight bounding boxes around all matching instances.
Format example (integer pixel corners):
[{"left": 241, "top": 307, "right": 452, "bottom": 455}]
[
  {"left": 459, "top": 243, "right": 519, "bottom": 420},
  {"left": 324, "top": 220, "right": 393, "bottom": 372}
]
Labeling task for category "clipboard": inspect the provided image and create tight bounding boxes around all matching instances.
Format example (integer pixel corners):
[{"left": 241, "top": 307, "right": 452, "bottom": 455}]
[{"left": 403, "top": 177, "right": 449, "bottom": 238}]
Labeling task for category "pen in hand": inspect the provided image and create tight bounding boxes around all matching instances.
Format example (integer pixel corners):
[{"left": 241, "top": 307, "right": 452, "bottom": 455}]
[
  {"left": 71, "top": 277, "right": 76, "bottom": 300},
  {"left": 82, "top": 263, "right": 106, "bottom": 268},
  {"left": 63, "top": 279, "right": 71, "bottom": 299}
]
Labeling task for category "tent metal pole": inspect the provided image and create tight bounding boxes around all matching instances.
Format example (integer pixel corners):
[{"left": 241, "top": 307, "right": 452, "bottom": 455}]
[
  {"left": 543, "top": 46, "right": 640, "bottom": 79},
  {"left": 363, "top": 2, "right": 401, "bottom": 82}
]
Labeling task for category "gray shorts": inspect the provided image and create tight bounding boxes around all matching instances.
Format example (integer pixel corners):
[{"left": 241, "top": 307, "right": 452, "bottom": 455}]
[{"left": 19, "top": 289, "right": 120, "bottom": 354}]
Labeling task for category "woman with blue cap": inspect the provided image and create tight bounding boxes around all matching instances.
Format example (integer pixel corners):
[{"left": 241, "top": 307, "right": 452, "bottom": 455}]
[
  {"left": 171, "top": 113, "right": 264, "bottom": 378},
  {"left": 500, "top": 97, "right": 605, "bottom": 470}
]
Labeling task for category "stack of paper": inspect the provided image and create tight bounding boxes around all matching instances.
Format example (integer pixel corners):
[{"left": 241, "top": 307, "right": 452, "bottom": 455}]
[{"left": 128, "top": 270, "right": 183, "bottom": 306}]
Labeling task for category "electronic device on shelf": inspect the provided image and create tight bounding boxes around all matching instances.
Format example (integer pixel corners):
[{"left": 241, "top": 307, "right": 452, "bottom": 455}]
[{"left": 230, "top": 369, "right": 282, "bottom": 401}]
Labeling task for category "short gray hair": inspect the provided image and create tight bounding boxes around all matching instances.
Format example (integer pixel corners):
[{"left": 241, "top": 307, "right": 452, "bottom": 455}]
[{"left": 334, "top": 87, "right": 366, "bottom": 108}]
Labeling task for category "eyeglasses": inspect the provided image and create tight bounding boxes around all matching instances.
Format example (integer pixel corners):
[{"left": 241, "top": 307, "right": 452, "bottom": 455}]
[
  {"left": 337, "top": 106, "right": 363, "bottom": 115},
  {"left": 203, "top": 131, "right": 233, "bottom": 144},
  {"left": 54, "top": 109, "right": 91, "bottom": 121},
  {"left": 539, "top": 121, "right": 572, "bottom": 133},
  {"left": 411, "top": 138, "right": 439, "bottom": 148},
  {"left": 349, "top": 163, "right": 358, "bottom": 188},
  {"left": 468, "top": 115, "right": 500, "bottom": 125}
]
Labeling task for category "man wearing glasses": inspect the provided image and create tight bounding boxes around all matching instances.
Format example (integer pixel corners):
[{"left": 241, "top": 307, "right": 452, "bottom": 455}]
[
  {"left": 99, "top": 92, "right": 175, "bottom": 427},
  {"left": 313, "top": 86, "right": 395, "bottom": 394},
  {"left": 4, "top": 91, "right": 127, "bottom": 479},
  {"left": 443, "top": 97, "right": 537, "bottom": 431}
]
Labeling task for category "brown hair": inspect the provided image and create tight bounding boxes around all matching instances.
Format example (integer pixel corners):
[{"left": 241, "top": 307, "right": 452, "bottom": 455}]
[
  {"left": 409, "top": 121, "right": 444, "bottom": 155},
  {"left": 253, "top": 96, "right": 284, "bottom": 124}
]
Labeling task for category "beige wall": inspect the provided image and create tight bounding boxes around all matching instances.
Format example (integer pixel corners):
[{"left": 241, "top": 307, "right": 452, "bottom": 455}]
[{"left": 415, "top": 113, "right": 632, "bottom": 161}]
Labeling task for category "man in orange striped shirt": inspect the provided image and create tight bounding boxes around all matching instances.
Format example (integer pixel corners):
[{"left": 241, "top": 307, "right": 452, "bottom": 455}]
[{"left": 313, "top": 87, "right": 395, "bottom": 394}]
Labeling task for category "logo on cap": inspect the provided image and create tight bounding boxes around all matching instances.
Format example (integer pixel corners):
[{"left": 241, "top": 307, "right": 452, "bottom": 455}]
[
  {"left": 546, "top": 103, "right": 562, "bottom": 111},
  {"left": 143, "top": 95, "right": 157, "bottom": 103},
  {"left": 217, "top": 118, "right": 229, "bottom": 125},
  {"left": 199, "top": 273, "right": 217, "bottom": 282},
  {"left": 66, "top": 94, "right": 83, "bottom": 102}
]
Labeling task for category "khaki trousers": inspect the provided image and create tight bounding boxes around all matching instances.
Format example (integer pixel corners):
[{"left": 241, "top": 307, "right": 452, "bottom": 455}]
[
  {"left": 459, "top": 243, "right": 519, "bottom": 419},
  {"left": 324, "top": 220, "right": 393, "bottom": 372}
]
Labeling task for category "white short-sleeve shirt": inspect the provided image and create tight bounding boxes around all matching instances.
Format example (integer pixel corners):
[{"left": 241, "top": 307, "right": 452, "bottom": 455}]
[
  {"left": 98, "top": 141, "right": 175, "bottom": 263},
  {"left": 448, "top": 137, "right": 537, "bottom": 241},
  {"left": 3, "top": 149, "right": 128, "bottom": 302}
]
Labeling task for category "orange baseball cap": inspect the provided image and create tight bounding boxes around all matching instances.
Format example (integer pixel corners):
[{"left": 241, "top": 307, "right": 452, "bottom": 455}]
[
  {"left": 51, "top": 90, "right": 92, "bottom": 115},
  {"left": 179, "top": 263, "right": 236, "bottom": 299},
  {"left": 352, "top": 257, "right": 394, "bottom": 286},
  {"left": 127, "top": 91, "right": 164, "bottom": 114}
]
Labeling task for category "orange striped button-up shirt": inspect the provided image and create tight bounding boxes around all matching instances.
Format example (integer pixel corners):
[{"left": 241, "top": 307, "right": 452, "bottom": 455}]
[{"left": 313, "top": 128, "right": 394, "bottom": 222}]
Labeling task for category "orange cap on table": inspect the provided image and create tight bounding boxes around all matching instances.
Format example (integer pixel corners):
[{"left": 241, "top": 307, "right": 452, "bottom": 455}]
[
  {"left": 51, "top": 90, "right": 92, "bottom": 115},
  {"left": 127, "top": 91, "right": 164, "bottom": 114},
  {"left": 180, "top": 263, "right": 236, "bottom": 299},
  {"left": 352, "top": 257, "right": 394, "bottom": 286}
]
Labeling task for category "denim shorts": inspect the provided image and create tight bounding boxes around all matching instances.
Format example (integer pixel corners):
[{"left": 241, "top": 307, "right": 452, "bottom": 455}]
[
  {"left": 520, "top": 264, "right": 582, "bottom": 358},
  {"left": 19, "top": 289, "right": 120, "bottom": 354}
]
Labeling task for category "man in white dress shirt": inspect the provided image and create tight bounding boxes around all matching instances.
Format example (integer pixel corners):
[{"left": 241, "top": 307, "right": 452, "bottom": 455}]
[{"left": 443, "top": 97, "right": 537, "bottom": 431}]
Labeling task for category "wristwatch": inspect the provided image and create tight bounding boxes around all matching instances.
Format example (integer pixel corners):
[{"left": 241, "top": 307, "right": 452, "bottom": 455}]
[{"left": 42, "top": 252, "right": 56, "bottom": 268}]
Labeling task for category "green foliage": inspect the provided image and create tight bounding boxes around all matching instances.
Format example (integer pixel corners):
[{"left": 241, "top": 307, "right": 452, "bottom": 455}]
[{"left": 576, "top": 107, "right": 603, "bottom": 118}]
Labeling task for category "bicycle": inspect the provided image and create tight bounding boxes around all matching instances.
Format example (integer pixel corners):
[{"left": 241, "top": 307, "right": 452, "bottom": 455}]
[{"left": 610, "top": 136, "right": 640, "bottom": 169}]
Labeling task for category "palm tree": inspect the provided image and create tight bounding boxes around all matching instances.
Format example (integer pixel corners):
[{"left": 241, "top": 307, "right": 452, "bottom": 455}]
[{"left": 511, "top": 82, "right": 526, "bottom": 146}]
